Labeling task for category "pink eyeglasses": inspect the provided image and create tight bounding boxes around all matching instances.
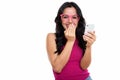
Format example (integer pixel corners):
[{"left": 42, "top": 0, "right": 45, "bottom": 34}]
[{"left": 60, "top": 14, "right": 79, "bottom": 20}]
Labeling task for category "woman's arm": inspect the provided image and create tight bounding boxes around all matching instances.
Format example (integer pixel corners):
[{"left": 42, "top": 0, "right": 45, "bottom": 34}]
[
  {"left": 80, "top": 31, "right": 96, "bottom": 70},
  {"left": 46, "top": 25, "right": 76, "bottom": 73}
]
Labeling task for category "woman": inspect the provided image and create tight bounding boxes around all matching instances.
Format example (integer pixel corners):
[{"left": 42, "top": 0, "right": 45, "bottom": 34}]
[{"left": 46, "top": 2, "right": 96, "bottom": 80}]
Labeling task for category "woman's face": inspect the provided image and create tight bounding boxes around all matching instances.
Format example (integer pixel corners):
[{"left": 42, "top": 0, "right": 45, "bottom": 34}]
[{"left": 60, "top": 7, "right": 80, "bottom": 29}]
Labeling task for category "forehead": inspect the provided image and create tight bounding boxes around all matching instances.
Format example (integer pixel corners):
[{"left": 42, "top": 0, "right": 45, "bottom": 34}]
[{"left": 63, "top": 7, "right": 77, "bottom": 15}]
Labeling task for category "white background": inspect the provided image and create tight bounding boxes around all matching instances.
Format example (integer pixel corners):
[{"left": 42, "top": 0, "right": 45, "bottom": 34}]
[{"left": 0, "top": 0, "right": 120, "bottom": 80}]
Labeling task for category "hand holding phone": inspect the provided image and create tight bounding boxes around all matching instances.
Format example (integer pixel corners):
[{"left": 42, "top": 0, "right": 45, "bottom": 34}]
[{"left": 84, "top": 24, "right": 95, "bottom": 34}]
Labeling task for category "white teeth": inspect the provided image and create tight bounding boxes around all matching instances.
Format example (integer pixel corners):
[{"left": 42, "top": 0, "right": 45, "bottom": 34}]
[
  {"left": 72, "top": 24, "right": 74, "bottom": 26},
  {"left": 72, "top": 24, "right": 74, "bottom": 27}
]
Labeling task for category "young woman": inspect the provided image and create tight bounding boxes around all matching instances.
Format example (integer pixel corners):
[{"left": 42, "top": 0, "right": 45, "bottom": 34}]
[{"left": 46, "top": 2, "right": 96, "bottom": 80}]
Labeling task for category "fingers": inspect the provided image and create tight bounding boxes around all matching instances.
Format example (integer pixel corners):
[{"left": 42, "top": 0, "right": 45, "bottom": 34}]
[
  {"left": 83, "top": 31, "right": 96, "bottom": 47},
  {"left": 84, "top": 31, "right": 96, "bottom": 41},
  {"left": 64, "top": 24, "right": 76, "bottom": 41},
  {"left": 65, "top": 24, "right": 75, "bottom": 34}
]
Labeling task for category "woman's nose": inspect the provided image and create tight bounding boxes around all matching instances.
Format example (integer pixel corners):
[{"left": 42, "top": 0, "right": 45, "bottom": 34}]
[{"left": 68, "top": 17, "right": 72, "bottom": 23}]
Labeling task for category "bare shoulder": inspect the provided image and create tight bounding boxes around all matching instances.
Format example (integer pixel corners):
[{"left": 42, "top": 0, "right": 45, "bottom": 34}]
[
  {"left": 46, "top": 33, "right": 56, "bottom": 41},
  {"left": 46, "top": 33, "right": 56, "bottom": 56}
]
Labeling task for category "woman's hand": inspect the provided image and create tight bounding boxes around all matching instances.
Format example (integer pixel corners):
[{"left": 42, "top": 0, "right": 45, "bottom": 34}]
[
  {"left": 83, "top": 31, "right": 96, "bottom": 47},
  {"left": 64, "top": 24, "right": 76, "bottom": 41}
]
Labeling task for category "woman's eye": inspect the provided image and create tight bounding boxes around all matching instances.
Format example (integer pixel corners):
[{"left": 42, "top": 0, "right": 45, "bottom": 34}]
[
  {"left": 63, "top": 16, "right": 68, "bottom": 19},
  {"left": 72, "top": 16, "right": 78, "bottom": 19}
]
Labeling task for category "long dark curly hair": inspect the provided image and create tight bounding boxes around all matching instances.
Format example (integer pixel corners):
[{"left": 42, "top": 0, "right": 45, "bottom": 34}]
[{"left": 54, "top": 2, "right": 87, "bottom": 55}]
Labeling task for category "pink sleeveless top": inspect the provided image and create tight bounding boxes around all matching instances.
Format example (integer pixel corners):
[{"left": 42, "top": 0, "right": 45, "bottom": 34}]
[{"left": 53, "top": 40, "right": 89, "bottom": 80}]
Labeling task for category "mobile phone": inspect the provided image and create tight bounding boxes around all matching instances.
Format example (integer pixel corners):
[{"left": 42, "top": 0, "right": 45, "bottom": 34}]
[{"left": 84, "top": 24, "right": 95, "bottom": 34}]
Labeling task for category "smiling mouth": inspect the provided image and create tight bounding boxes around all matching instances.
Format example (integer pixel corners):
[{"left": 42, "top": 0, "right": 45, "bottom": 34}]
[
  {"left": 66, "top": 23, "right": 74, "bottom": 28},
  {"left": 66, "top": 24, "right": 69, "bottom": 28}
]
